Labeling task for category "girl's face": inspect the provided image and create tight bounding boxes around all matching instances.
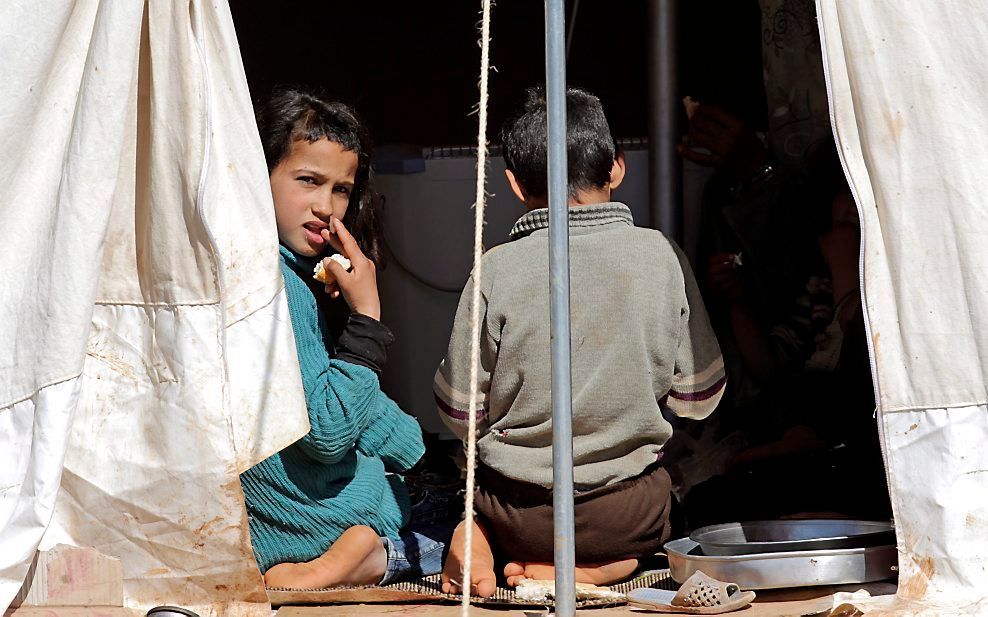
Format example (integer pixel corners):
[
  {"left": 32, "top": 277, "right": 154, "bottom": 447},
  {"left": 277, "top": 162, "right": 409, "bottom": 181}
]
[{"left": 270, "top": 138, "right": 359, "bottom": 257}]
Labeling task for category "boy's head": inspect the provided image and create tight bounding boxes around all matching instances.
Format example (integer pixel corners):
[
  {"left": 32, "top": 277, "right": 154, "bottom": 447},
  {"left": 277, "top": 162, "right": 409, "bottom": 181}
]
[{"left": 501, "top": 86, "right": 624, "bottom": 208}]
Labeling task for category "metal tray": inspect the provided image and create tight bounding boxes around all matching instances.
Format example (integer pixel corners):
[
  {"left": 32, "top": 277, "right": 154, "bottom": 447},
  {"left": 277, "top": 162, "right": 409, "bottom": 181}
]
[
  {"left": 690, "top": 520, "right": 895, "bottom": 556},
  {"left": 665, "top": 537, "right": 897, "bottom": 590}
]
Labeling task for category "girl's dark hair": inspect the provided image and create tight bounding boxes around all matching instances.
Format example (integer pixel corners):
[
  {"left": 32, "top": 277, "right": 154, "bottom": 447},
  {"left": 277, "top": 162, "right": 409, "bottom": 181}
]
[
  {"left": 501, "top": 86, "right": 616, "bottom": 199},
  {"left": 256, "top": 86, "right": 385, "bottom": 266}
]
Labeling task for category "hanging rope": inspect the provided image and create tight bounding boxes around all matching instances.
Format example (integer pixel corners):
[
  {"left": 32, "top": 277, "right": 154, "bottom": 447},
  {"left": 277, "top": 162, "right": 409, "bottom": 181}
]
[{"left": 461, "top": 0, "right": 492, "bottom": 614}]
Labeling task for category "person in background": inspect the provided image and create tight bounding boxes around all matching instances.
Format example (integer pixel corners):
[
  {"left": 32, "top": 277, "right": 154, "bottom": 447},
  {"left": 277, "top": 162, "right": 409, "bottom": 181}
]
[{"left": 686, "top": 140, "right": 891, "bottom": 524}]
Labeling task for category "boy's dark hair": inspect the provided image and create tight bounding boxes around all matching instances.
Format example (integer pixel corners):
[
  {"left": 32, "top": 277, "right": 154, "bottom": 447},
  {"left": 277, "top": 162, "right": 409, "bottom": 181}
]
[
  {"left": 501, "top": 86, "right": 616, "bottom": 199},
  {"left": 256, "top": 86, "right": 385, "bottom": 266}
]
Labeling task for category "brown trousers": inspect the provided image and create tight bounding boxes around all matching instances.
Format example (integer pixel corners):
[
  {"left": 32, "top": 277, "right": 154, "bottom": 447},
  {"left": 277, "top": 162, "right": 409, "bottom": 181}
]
[{"left": 473, "top": 463, "right": 672, "bottom": 564}]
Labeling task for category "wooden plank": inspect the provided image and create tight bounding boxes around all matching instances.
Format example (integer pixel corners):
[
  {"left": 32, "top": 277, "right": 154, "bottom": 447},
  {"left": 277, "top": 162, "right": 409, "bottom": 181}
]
[
  {"left": 583, "top": 583, "right": 897, "bottom": 617},
  {"left": 4, "top": 608, "right": 141, "bottom": 617},
  {"left": 273, "top": 583, "right": 897, "bottom": 617},
  {"left": 275, "top": 605, "right": 533, "bottom": 616},
  {"left": 268, "top": 587, "right": 439, "bottom": 607}
]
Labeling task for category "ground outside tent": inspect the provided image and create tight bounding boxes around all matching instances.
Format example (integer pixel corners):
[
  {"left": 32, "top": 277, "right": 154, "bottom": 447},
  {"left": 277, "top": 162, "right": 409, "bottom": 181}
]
[{"left": 4, "top": 582, "right": 899, "bottom": 617}]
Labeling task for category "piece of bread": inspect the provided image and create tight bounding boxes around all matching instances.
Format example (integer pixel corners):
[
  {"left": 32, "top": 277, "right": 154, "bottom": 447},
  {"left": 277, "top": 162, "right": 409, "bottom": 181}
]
[
  {"left": 514, "top": 579, "right": 625, "bottom": 601},
  {"left": 313, "top": 253, "right": 352, "bottom": 284}
]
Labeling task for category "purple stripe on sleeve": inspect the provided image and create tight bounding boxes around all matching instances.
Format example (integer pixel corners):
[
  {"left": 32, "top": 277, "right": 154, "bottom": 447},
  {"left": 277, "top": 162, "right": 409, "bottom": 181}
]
[
  {"left": 668, "top": 375, "right": 727, "bottom": 402},
  {"left": 435, "top": 393, "right": 486, "bottom": 421}
]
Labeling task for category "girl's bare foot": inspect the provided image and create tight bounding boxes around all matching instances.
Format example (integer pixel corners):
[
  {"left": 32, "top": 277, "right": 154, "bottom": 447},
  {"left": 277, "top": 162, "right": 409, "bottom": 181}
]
[
  {"left": 503, "top": 558, "right": 639, "bottom": 587},
  {"left": 441, "top": 520, "right": 498, "bottom": 597},
  {"left": 263, "top": 525, "right": 387, "bottom": 589}
]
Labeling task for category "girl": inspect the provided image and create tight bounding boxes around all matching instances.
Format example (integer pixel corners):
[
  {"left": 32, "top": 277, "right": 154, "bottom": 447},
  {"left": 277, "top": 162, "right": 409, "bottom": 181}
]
[{"left": 240, "top": 87, "right": 439, "bottom": 589}]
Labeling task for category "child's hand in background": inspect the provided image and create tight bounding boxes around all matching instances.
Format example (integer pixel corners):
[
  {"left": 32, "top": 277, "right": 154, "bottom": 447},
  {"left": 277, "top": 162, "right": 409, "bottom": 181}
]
[
  {"left": 706, "top": 252, "right": 745, "bottom": 304},
  {"left": 677, "top": 104, "right": 767, "bottom": 180},
  {"left": 320, "top": 218, "right": 381, "bottom": 321}
]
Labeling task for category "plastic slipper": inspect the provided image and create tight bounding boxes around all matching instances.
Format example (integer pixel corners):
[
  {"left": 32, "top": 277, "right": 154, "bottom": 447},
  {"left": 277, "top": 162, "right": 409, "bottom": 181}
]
[{"left": 626, "top": 571, "right": 756, "bottom": 614}]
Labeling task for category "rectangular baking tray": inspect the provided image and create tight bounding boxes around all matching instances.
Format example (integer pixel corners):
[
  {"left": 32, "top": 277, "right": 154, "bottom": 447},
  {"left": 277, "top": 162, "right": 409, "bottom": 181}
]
[
  {"left": 690, "top": 519, "right": 895, "bottom": 556},
  {"left": 665, "top": 537, "right": 898, "bottom": 590}
]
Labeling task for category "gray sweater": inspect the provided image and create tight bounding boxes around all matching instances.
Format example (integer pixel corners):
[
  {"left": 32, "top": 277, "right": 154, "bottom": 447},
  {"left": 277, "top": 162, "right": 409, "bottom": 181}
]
[{"left": 434, "top": 202, "right": 725, "bottom": 489}]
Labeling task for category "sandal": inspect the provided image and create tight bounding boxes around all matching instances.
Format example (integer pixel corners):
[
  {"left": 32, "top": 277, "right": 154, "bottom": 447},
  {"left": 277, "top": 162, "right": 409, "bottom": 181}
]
[{"left": 626, "top": 571, "right": 756, "bottom": 614}]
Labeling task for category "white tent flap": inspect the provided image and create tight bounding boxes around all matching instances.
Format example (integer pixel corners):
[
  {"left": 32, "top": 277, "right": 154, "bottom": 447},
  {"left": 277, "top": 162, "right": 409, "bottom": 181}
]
[
  {"left": 0, "top": 0, "right": 147, "bottom": 608},
  {"left": 817, "top": 1, "right": 988, "bottom": 613},
  {"left": 1, "top": 0, "right": 308, "bottom": 613},
  {"left": 41, "top": 304, "right": 272, "bottom": 614}
]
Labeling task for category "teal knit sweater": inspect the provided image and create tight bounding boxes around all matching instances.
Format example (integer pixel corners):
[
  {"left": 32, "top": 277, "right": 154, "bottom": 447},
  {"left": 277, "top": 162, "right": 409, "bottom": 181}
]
[{"left": 240, "top": 246, "right": 425, "bottom": 572}]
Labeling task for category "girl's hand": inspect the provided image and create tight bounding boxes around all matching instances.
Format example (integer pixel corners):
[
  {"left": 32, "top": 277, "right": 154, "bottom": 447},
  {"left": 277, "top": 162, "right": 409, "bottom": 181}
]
[{"left": 320, "top": 218, "right": 381, "bottom": 321}]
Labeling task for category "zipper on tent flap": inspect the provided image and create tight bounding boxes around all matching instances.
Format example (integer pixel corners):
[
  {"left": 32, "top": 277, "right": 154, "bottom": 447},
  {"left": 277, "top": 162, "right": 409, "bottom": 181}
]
[
  {"left": 187, "top": 0, "right": 232, "bottom": 398},
  {"left": 187, "top": 1, "right": 225, "bottom": 318}
]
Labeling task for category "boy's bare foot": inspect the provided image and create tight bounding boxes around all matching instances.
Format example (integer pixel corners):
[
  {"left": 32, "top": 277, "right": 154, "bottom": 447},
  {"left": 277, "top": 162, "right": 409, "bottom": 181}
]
[
  {"left": 441, "top": 519, "right": 498, "bottom": 597},
  {"left": 503, "top": 558, "right": 639, "bottom": 587},
  {"left": 263, "top": 525, "right": 387, "bottom": 589}
]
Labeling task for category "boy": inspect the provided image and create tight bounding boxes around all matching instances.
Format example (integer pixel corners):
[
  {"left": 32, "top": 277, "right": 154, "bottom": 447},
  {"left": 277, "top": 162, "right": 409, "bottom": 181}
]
[{"left": 434, "top": 87, "right": 726, "bottom": 596}]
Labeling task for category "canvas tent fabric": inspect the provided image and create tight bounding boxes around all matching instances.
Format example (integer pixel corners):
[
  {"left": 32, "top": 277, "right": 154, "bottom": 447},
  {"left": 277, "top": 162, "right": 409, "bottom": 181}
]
[
  {"left": 817, "top": 0, "right": 988, "bottom": 613},
  {"left": 4, "top": 0, "right": 988, "bottom": 614},
  {"left": 0, "top": 1, "right": 309, "bottom": 615}
]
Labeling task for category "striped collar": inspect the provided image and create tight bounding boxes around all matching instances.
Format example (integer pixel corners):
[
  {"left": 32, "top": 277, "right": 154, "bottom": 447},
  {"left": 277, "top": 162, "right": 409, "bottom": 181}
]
[{"left": 508, "top": 202, "right": 634, "bottom": 240}]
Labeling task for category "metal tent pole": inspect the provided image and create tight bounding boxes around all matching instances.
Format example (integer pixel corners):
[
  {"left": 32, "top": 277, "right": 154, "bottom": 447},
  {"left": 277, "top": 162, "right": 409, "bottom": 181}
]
[
  {"left": 647, "top": 0, "right": 682, "bottom": 242},
  {"left": 545, "top": 1, "right": 576, "bottom": 615}
]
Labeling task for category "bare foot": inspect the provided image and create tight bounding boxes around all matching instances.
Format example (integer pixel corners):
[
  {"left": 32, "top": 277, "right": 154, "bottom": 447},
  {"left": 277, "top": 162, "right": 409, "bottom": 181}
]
[
  {"left": 263, "top": 525, "right": 387, "bottom": 589},
  {"left": 503, "top": 561, "right": 526, "bottom": 587},
  {"left": 504, "top": 559, "right": 639, "bottom": 587},
  {"left": 441, "top": 519, "right": 497, "bottom": 597}
]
